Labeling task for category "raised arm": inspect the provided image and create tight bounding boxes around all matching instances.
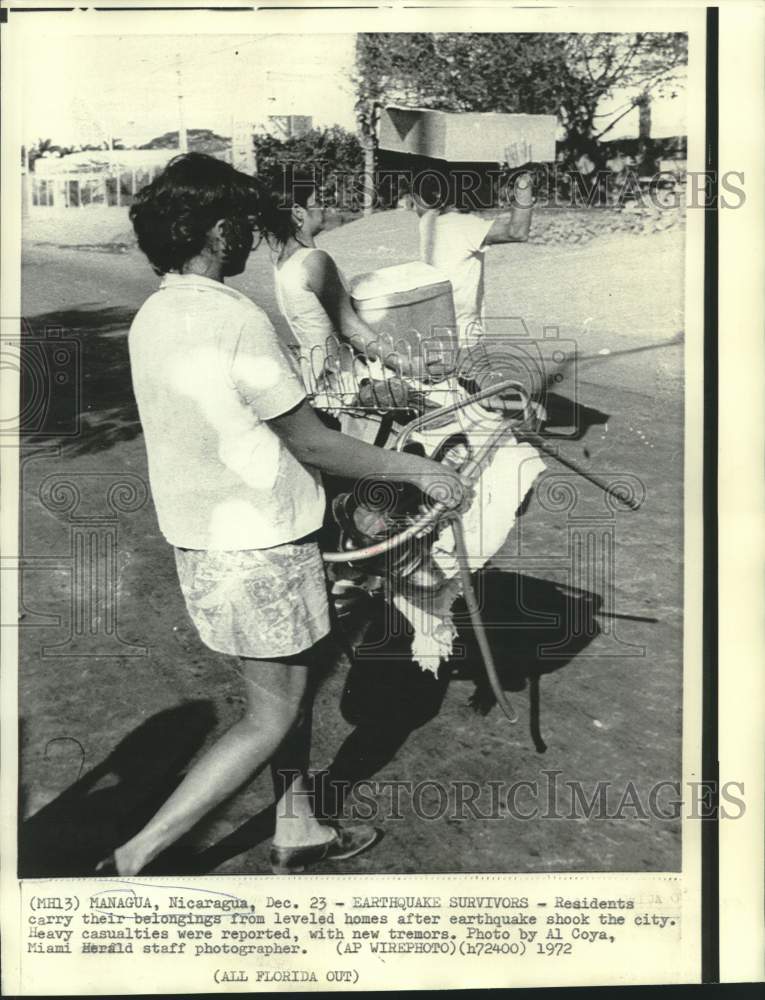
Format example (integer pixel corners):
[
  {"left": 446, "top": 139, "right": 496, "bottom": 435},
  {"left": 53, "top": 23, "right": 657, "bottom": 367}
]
[
  {"left": 484, "top": 171, "right": 535, "bottom": 245},
  {"left": 268, "top": 397, "right": 464, "bottom": 507},
  {"left": 303, "top": 249, "right": 417, "bottom": 378}
]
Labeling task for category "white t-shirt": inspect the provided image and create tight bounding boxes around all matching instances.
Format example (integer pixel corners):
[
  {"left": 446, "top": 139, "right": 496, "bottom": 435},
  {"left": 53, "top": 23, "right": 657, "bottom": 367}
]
[
  {"left": 419, "top": 210, "right": 493, "bottom": 344},
  {"left": 128, "top": 272, "right": 325, "bottom": 551}
]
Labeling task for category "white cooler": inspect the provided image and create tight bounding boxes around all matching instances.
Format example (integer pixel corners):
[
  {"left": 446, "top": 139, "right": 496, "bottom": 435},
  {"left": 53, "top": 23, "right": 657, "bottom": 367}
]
[{"left": 350, "top": 261, "right": 458, "bottom": 372}]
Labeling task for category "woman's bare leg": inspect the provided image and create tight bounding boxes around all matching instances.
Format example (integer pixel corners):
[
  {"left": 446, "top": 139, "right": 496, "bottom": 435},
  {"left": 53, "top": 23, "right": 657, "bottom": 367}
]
[
  {"left": 112, "top": 656, "right": 322, "bottom": 874},
  {"left": 269, "top": 696, "right": 334, "bottom": 848}
]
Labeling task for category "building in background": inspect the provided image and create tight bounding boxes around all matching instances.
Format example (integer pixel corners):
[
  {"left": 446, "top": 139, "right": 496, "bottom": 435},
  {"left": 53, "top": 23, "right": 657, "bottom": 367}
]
[
  {"left": 28, "top": 116, "right": 315, "bottom": 211},
  {"left": 30, "top": 149, "right": 175, "bottom": 209},
  {"left": 266, "top": 115, "right": 313, "bottom": 141},
  {"left": 28, "top": 137, "right": 232, "bottom": 210}
]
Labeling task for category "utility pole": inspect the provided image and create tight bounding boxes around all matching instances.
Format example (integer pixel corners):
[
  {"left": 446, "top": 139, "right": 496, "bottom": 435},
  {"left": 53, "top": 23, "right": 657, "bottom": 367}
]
[
  {"left": 176, "top": 53, "right": 188, "bottom": 153},
  {"left": 232, "top": 119, "right": 256, "bottom": 175},
  {"left": 637, "top": 90, "right": 652, "bottom": 141}
]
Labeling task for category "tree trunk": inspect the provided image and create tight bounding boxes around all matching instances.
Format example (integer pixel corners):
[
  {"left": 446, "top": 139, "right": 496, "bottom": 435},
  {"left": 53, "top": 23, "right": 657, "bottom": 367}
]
[
  {"left": 638, "top": 91, "right": 652, "bottom": 140},
  {"left": 357, "top": 100, "right": 379, "bottom": 217},
  {"left": 362, "top": 138, "right": 376, "bottom": 216}
]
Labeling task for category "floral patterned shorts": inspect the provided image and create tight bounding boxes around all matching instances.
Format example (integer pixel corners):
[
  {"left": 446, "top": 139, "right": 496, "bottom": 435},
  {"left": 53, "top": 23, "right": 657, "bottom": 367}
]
[{"left": 174, "top": 537, "right": 331, "bottom": 659}]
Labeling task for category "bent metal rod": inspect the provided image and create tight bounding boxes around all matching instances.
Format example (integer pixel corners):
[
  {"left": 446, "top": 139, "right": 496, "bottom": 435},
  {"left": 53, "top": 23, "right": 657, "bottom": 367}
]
[{"left": 321, "top": 377, "right": 641, "bottom": 724}]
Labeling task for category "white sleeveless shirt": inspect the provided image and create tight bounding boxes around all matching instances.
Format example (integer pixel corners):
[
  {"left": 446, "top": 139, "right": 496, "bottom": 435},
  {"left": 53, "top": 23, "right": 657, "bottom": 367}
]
[
  {"left": 274, "top": 247, "right": 381, "bottom": 409},
  {"left": 274, "top": 247, "right": 339, "bottom": 360}
]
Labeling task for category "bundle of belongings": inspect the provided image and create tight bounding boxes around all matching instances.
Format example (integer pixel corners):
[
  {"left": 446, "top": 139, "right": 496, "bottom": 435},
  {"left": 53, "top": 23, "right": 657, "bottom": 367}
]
[
  {"left": 292, "top": 260, "right": 546, "bottom": 672},
  {"left": 329, "top": 395, "right": 545, "bottom": 673}
]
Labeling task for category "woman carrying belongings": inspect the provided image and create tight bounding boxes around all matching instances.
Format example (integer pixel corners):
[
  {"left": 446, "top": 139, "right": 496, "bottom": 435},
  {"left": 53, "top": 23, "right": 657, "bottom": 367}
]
[{"left": 265, "top": 174, "right": 437, "bottom": 442}]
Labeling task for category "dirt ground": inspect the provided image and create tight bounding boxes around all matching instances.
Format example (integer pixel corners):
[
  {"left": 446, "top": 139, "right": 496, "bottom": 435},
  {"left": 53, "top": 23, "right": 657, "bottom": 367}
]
[{"left": 17, "top": 206, "right": 685, "bottom": 877}]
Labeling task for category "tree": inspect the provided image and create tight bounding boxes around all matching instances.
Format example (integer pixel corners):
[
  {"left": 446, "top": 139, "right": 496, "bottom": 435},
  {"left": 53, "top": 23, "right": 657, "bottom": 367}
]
[
  {"left": 354, "top": 33, "right": 579, "bottom": 213},
  {"left": 354, "top": 34, "right": 435, "bottom": 213},
  {"left": 24, "top": 136, "right": 129, "bottom": 171},
  {"left": 558, "top": 33, "right": 687, "bottom": 166},
  {"left": 139, "top": 128, "right": 229, "bottom": 154},
  {"left": 26, "top": 138, "right": 61, "bottom": 170},
  {"left": 354, "top": 32, "right": 688, "bottom": 206},
  {"left": 253, "top": 126, "right": 364, "bottom": 208}
]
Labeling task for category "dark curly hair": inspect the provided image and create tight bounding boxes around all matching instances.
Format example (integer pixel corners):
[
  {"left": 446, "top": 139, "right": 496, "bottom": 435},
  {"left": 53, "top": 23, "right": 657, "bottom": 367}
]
[
  {"left": 253, "top": 167, "right": 317, "bottom": 250},
  {"left": 129, "top": 152, "right": 264, "bottom": 275}
]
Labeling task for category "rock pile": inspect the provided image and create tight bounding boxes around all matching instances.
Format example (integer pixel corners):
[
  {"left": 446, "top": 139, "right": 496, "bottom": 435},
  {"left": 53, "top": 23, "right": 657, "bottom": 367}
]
[{"left": 528, "top": 204, "right": 686, "bottom": 246}]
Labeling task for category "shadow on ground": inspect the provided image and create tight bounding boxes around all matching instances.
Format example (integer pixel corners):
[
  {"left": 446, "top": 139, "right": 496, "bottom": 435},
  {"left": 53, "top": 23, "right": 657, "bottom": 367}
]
[
  {"left": 18, "top": 701, "right": 216, "bottom": 877},
  {"left": 150, "top": 571, "right": 603, "bottom": 874},
  {"left": 20, "top": 305, "right": 140, "bottom": 456},
  {"left": 330, "top": 569, "right": 602, "bottom": 783},
  {"left": 542, "top": 391, "right": 609, "bottom": 440},
  {"left": 19, "top": 571, "right": 603, "bottom": 876}
]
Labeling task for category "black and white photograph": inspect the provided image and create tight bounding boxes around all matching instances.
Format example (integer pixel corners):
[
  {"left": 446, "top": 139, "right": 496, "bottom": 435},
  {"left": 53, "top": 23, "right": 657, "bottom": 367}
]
[
  {"left": 3, "top": 1, "right": 763, "bottom": 993},
  {"left": 14, "top": 19, "right": 692, "bottom": 877}
]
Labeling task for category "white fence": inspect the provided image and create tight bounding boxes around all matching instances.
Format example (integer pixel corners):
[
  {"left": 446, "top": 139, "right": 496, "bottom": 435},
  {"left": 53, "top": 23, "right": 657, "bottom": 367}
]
[
  {"left": 30, "top": 147, "right": 234, "bottom": 210},
  {"left": 29, "top": 167, "right": 161, "bottom": 209}
]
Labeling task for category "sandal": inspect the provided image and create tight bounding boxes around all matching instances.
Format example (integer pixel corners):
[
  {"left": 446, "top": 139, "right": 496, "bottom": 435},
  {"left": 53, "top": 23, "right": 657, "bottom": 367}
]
[{"left": 270, "top": 822, "right": 379, "bottom": 875}]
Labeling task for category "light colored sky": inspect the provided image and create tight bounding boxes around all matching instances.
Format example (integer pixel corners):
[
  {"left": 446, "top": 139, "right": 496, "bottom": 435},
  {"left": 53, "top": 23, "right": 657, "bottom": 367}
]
[
  {"left": 21, "top": 34, "right": 359, "bottom": 147},
  {"left": 598, "top": 80, "right": 687, "bottom": 142},
  {"left": 20, "top": 33, "right": 686, "bottom": 149}
]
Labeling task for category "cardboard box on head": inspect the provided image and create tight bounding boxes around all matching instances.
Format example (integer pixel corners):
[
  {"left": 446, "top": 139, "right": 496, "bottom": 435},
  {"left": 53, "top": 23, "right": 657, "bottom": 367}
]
[
  {"left": 379, "top": 106, "right": 558, "bottom": 165},
  {"left": 378, "top": 105, "right": 557, "bottom": 212}
]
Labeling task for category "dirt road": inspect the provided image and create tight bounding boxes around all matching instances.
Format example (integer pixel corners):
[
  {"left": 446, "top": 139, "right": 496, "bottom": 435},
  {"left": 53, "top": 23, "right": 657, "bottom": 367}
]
[{"left": 18, "top": 211, "right": 685, "bottom": 876}]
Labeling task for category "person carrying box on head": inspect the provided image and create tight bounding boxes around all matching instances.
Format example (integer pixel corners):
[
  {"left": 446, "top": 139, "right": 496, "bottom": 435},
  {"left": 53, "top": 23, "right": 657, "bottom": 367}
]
[{"left": 412, "top": 141, "right": 537, "bottom": 350}]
